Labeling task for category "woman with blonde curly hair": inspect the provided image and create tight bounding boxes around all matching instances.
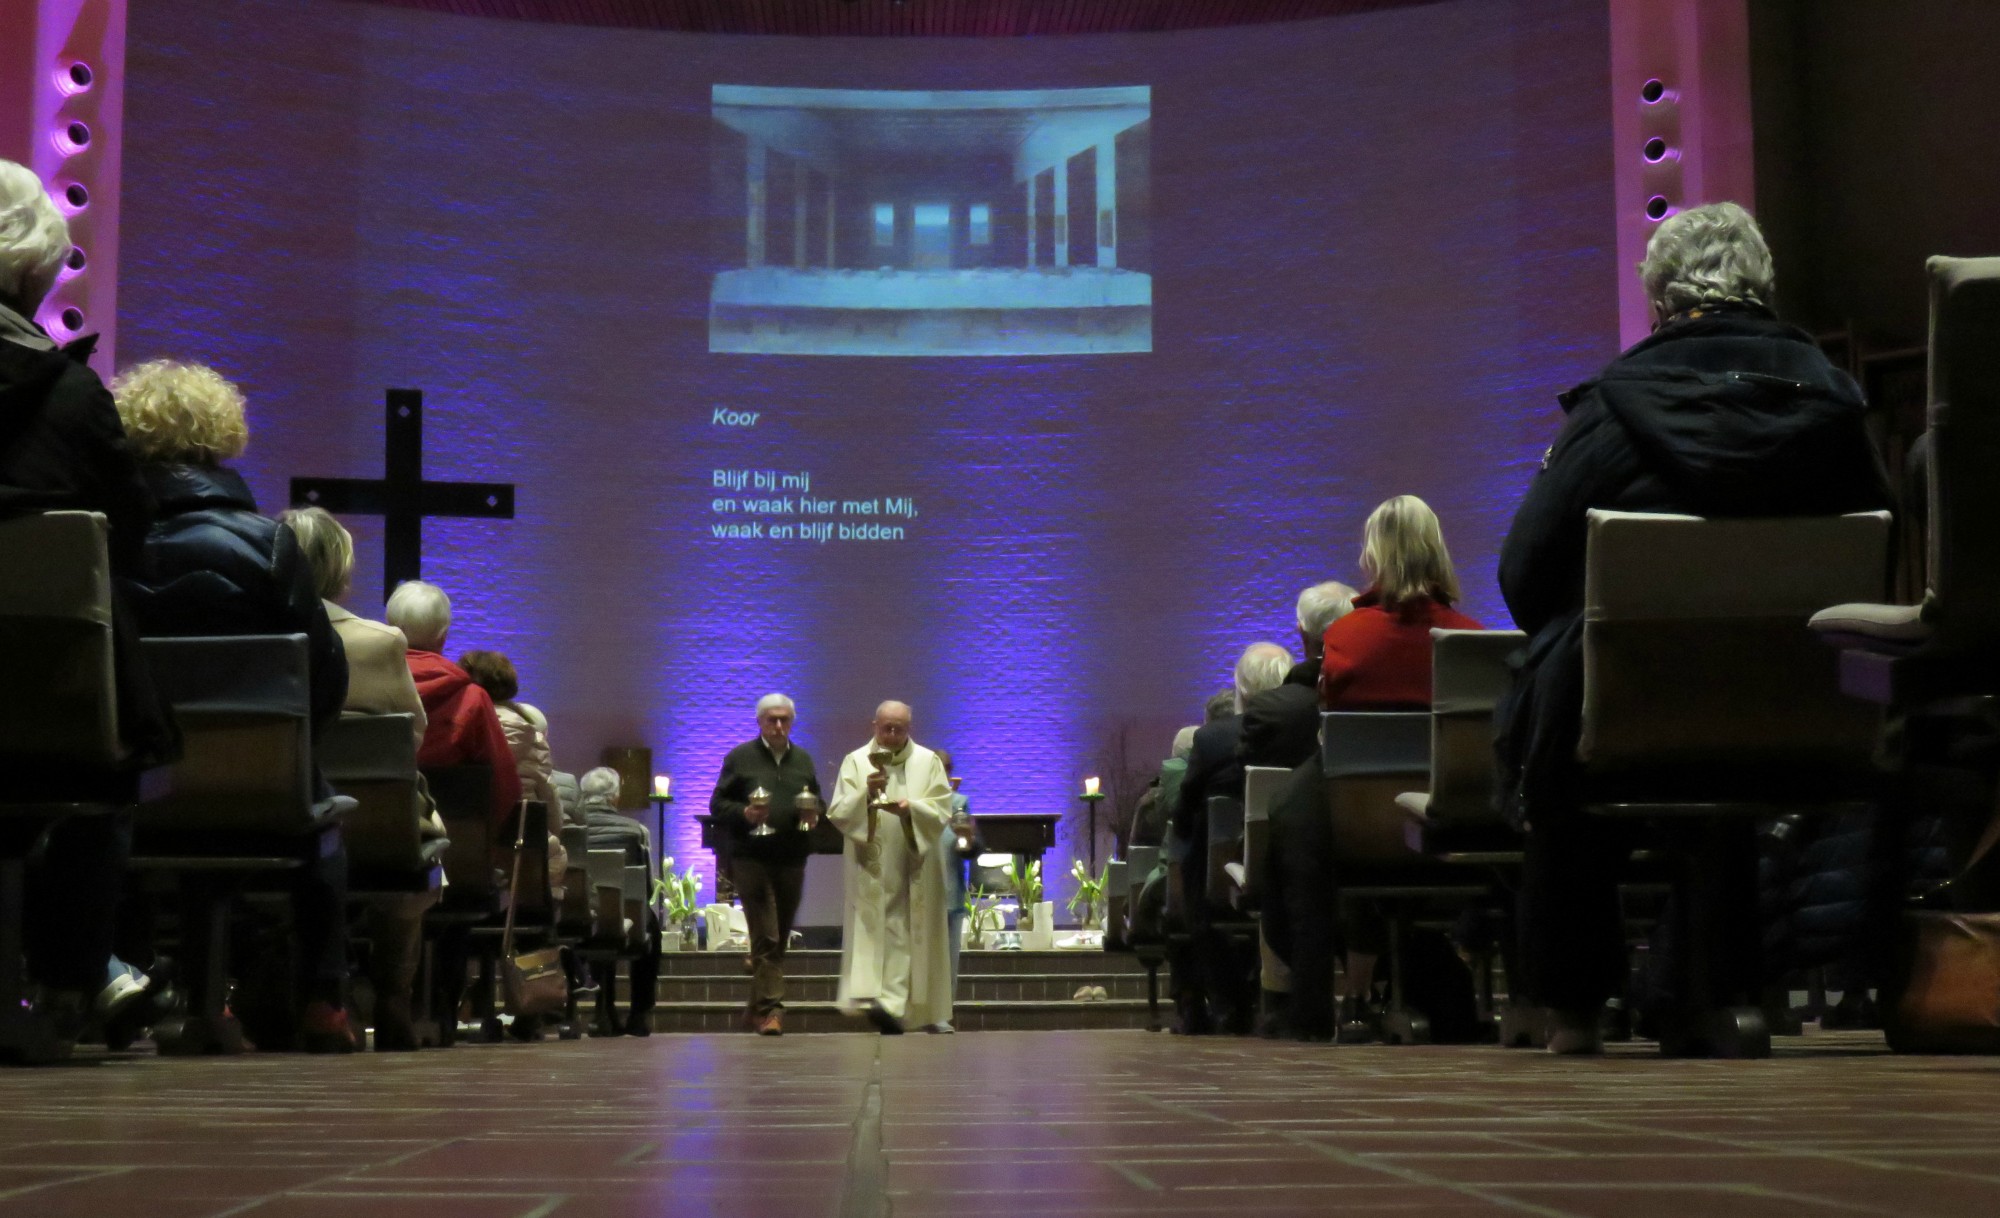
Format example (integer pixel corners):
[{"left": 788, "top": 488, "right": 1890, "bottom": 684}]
[{"left": 112, "top": 358, "right": 360, "bottom": 1052}]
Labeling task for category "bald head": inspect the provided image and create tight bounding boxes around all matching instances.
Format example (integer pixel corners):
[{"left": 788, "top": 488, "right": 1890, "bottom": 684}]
[{"left": 872, "top": 700, "right": 912, "bottom": 752}]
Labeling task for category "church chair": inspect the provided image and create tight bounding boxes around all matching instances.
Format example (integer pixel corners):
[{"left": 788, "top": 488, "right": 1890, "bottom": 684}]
[
  {"left": 320, "top": 712, "right": 446, "bottom": 1046},
  {"left": 1229, "top": 765, "right": 1291, "bottom": 909},
  {"left": 1578, "top": 508, "right": 1890, "bottom": 1058},
  {"left": 132, "top": 633, "right": 333, "bottom": 1055},
  {"left": 1119, "top": 842, "right": 1167, "bottom": 1028},
  {"left": 1204, "top": 795, "right": 1246, "bottom": 909},
  {"left": 1323, "top": 710, "right": 1491, "bottom": 1044},
  {"left": 1394, "top": 629, "right": 1533, "bottom": 1040},
  {"left": 1811, "top": 256, "right": 2000, "bottom": 710},
  {"left": 0, "top": 512, "right": 169, "bottom": 1064},
  {"left": 575, "top": 848, "right": 637, "bottom": 1036}
]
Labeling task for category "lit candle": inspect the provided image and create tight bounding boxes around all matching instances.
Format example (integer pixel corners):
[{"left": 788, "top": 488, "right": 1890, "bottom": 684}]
[
  {"left": 653, "top": 774, "right": 671, "bottom": 798},
  {"left": 1083, "top": 776, "right": 1100, "bottom": 797}
]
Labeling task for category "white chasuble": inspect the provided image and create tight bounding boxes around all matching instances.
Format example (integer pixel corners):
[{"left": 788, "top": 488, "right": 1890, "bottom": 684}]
[{"left": 828, "top": 740, "right": 955, "bottom": 1026}]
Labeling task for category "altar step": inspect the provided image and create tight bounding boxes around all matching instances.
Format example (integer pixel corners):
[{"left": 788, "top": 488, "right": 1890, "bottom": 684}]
[{"left": 645, "top": 949, "right": 1156, "bottom": 1034}]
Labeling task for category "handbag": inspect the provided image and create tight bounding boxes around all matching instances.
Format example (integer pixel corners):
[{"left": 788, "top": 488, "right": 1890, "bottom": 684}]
[
  {"left": 499, "top": 798, "right": 570, "bottom": 1020},
  {"left": 1886, "top": 794, "right": 2000, "bottom": 1053}
]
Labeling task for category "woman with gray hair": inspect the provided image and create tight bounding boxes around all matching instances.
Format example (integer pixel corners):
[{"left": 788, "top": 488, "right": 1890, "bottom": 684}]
[
  {"left": 1496, "top": 201, "right": 1890, "bottom": 1054},
  {"left": 0, "top": 159, "right": 174, "bottom": 1043}
]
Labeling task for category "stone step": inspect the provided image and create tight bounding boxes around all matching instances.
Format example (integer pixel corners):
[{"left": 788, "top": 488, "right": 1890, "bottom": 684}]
[
  {"left": 646, "top": 999, "right": 1154, "bottom": 1035},
  {"left": 656, "top": 948, "right": 1146, "bottom": 978},
  {"left": 655, "top": 971, "right": 1151, "bottom": 1005}
]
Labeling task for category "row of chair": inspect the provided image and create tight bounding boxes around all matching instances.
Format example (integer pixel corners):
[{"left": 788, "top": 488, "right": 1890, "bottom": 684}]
[{"left": 0, "top": 510, "right": 658, "bottom": 1061}]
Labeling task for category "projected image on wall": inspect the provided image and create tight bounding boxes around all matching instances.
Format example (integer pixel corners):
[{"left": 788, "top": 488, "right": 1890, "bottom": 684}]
[{"left": 709, "top": 85, "right": 1152, "bottom": 357}]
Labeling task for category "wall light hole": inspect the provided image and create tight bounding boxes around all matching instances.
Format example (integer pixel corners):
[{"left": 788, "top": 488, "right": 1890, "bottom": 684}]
[
  {"left": 1645, "top": 195, "right": 1673, "bottom": 221},
  {"left": 1643, "top": 137, "right": 1670, "bottom": 163}
]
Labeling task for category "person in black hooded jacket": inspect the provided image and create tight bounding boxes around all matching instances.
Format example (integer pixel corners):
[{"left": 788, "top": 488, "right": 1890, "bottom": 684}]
[
  {"left": 0, "top": 161, "right": 177, "bottom": 1030},
  {"left": 1496, "top": 202, "right": 1891, "bottom": 1053},
  {"left": 111, "top": 358, "right": 358, "bottom": 1052}
]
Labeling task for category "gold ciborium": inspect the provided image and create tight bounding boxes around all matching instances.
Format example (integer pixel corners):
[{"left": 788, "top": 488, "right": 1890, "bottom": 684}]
[
  {"left": 794, "top": 789, "right": 822, "bottom": 833},
  {"left": 747, "top": 785, "right": 774, "bottom": 837}
]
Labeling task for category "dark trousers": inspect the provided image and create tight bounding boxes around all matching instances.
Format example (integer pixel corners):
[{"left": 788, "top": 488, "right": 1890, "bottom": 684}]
[
  {"left": 629, "top": 910, "right": 660, "bottom": 1016},
  {"left": 733, "top": 855, "right": 806, "bottom": 1015},
  {"left": 25, "top": 810, "right": 130, "bottom": 993},
  {"left": 1263, "top": 760, "right": 1336, "bottom": 1038},
  {"left": 1522, "top": 813, "right": 1635, "bottom": 1015},
  {"left": 296, "top": 829, "right": 349, "bottom": 1004}
]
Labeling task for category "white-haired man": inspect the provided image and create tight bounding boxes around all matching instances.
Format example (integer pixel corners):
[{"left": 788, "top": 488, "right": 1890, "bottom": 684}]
[
  {"left": 1498, "top": 201, "right": 1891, "bottom": 1054},
  {"left": 827, "top": 701, "right": 955, "bottom": 1034},
  {"left": 386, "top": 580, "right": 520, "bottom": 829},
  {"left": 709, "top": 692, "right": 825, "bottom": 1036},
  {"left": 1168, "top": 642, "right": 1293, "bottom": 1035}
]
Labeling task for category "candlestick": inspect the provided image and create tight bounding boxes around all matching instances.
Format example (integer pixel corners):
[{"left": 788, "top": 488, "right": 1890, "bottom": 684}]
[
  {"left": 652, "top": 774, "right": 671, "bottom": 799},
  {"left": 1078, "top": 780, "right": 1107, "bottom": 874}
]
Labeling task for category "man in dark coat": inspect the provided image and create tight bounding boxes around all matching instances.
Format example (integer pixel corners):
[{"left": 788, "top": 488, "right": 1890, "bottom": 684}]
[
  {"left": 1496, "top": 202, "right": 1891, "bottom": 1051},
  {"left": 1245, "top": 582, "right": 1354, "bottom": 1039},
  {"left": 1170, "top": 642, "right": 1292, "bottom": 1033}
]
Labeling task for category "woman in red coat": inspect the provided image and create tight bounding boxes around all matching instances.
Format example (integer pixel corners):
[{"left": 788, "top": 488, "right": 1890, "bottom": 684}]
[
  {"left": 1317, "top": 494, "right": 1481, "bottom": 1040},
  {"left": 1320, "top": 495, "right": 1483, "bottom": 710}
]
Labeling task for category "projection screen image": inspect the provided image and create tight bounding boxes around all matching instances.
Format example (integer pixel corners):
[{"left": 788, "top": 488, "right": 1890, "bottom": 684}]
[{"left": 709, "top": 85, "right": 1153, "bottom": 356}]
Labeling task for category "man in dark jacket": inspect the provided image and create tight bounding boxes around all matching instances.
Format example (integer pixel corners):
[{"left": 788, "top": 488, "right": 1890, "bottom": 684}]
[
  {"left": 709, "top": 693, "right": 824, "bottom": 1035},
  {"left": 1497, "top": 202, "right": 1891, "bottom": 1052},
  {"left": 0, "top": 161, "right": 173, "bottom": 1031},
  {"left": 1170, "top": 642, "right": 1292, "bottom": 1033}
]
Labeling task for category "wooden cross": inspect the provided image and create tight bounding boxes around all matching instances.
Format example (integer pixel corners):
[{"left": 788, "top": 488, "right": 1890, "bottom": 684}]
[{"left": 289, "top": 388, "right": 515, "bottom": 597}]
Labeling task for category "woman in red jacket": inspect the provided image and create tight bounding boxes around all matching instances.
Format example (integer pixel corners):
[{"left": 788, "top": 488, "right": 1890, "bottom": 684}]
[
  {"left": 1320, "top": 495, "right": 1483, "bottom": 709},
  {"left": 1317, "top": 495, "right": 1481, "bottom": 1040}
]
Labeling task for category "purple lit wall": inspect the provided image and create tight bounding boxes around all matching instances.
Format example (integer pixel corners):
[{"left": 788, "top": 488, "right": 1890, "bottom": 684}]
[{"left": 115, "top": 0, "right": 1618, "bottom": 906}]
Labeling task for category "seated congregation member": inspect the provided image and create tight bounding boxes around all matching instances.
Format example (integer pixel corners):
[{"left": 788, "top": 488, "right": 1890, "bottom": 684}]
[
  {"left": 384, "top": 580, "right": 522, "bottom": 830},
  {"left": 0, "top": 160, "right": 171, "bottom": 1034},
  {"left": 1243, "top": 581, "right": 1357, "bottom": 768},
  {"left": 1319, "top": 497, "right": 1480, "bottom": 1040},
  {"left": 1169, "top": 641, "right": 1293, "bottom": 1034},
  {"left": 1319, "top": 496, "right": 1482, "bottom": 709},
  {"left": 111, "top": 359, "right": 357, "bottom": 1051},
  {"left": 1497, "top": 201, "right": 1890, "bottom": 1055},
  {"left": 576, "top": 767, "right": 659, "bottom": 1035},
  {"left": 458, "top": 649, "right": 567, "bottom": 891},
  {"left": 1248, "top": 581, "right": 1356, "bottom": 1041},
  {"left": 279, "top": 505, "right": 442, "bottom": 1050}
]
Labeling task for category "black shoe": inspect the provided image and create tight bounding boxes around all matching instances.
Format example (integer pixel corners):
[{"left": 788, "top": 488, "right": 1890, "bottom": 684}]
[
  {"left": 624, "top": 1012, "right": 653, "bottom": 1037},
  {"left": 1335, "top": 996, "right": 1380, "bottom": 1045},
  {"left": 865, "top": 1004, "right": 905, "bottom": 1035}
]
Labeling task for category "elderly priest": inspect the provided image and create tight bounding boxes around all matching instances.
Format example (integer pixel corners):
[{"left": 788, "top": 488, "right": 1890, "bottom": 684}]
[{"left": 827, "top": 701, "right": 955, "bottom": 1034}]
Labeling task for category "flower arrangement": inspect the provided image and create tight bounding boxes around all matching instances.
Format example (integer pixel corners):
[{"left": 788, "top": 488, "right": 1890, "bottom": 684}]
[
  {"left": 1067, "top": 859, "right": 1111, "bottom": 928},
  {"left": 653, "top": 856, "right": 701, "bottom": 927},
  {"left": 1003, "top": 857, "right": 1044, "bottom": 928},
  {"left": 965, "top": 885, "right": 1005, "bottom": 949}
]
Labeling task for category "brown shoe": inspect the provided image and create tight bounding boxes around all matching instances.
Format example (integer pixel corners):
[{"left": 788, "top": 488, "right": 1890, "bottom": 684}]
[{"left": 757, "top": 1011, "right": 784, "bottom": 1037}]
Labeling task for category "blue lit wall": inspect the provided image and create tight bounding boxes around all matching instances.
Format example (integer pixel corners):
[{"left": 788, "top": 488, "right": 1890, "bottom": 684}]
[{"left": 116, "top": 0, "right": 1618, "bottom": 909}]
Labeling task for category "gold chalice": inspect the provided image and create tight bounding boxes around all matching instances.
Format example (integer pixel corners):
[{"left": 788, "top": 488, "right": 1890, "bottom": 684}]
[
  {"left": 794, "top": 789, "right": 823, "bottom": 832},
  {"left": 747, "top": 785, "right": 775, "bottom": 837}
]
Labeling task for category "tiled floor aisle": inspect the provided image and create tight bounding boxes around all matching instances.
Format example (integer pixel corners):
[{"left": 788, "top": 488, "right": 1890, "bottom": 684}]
[{"left": 4, "top": 1031, "right": 2000, "bottom": 1217}]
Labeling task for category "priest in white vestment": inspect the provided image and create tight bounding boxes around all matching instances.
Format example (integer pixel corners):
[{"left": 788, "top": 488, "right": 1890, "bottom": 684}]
[{"left": 828, "top": 700, "right": 955, "bottom": 1034}]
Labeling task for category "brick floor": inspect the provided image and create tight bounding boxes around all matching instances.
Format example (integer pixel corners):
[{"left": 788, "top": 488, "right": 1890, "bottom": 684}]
[{"left": 3, "top": 1030, "right": 1999, "bottom": 1216}]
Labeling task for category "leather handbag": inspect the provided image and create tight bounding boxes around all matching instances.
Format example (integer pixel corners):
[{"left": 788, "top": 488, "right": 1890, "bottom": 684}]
[
  {"left": 499, "top": 799, "right": 570, "bottom": 1020},
  {"left": 1887, "top": 798, "right": 2000, "bottom": 1053}
]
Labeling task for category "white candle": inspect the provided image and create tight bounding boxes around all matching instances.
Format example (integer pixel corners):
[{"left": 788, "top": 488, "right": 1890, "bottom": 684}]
[
  {"left": 653, "top": 774, "right": 671, "bottom": 798},
  {"left": 1083, "top": 776, "right": 1100, "bottom": 797}
]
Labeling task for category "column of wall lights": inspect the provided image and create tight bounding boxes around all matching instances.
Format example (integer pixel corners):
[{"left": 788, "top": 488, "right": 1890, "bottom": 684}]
[
  {"left": 1639, "top": 75, "right": 1682, "bottom": 225},
  {"left": 42, "top": 55, "right": 100, "bottom": 340}
]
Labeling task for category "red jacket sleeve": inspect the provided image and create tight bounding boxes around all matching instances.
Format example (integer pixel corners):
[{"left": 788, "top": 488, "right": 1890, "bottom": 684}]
[{"left": 463, "top": 687, "right": 523, "bottom": 828}]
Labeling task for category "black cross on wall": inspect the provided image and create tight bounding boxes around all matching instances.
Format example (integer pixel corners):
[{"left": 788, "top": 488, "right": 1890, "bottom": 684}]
[{"left": 289, "top": 388, "right": 515, "bottom": 598}]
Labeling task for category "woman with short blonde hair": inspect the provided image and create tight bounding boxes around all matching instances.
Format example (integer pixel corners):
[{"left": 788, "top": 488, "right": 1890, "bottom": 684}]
[
  {"left": 109, "top": 360, "right": 249, "bottom": 466},
  {"left": 113, "top": 358, "right": 359, "bottom": 1052}
]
